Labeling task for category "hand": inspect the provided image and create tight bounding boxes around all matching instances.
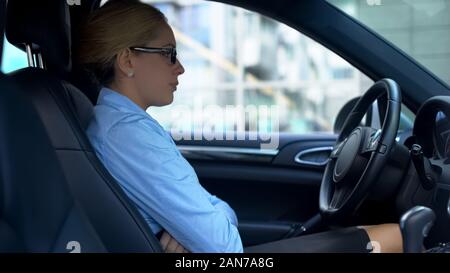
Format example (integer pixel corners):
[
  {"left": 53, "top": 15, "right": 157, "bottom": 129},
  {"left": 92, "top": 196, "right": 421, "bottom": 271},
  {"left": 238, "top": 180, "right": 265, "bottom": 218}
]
[{"left": 159, "top": 231, "right": 190, "bottom": 253}]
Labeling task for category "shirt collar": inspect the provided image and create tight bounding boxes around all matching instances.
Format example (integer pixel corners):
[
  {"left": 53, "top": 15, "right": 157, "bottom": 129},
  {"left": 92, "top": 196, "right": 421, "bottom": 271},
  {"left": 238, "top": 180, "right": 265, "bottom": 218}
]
[{"left": 97, "top": 86, "right": 148, "bottom": 115}]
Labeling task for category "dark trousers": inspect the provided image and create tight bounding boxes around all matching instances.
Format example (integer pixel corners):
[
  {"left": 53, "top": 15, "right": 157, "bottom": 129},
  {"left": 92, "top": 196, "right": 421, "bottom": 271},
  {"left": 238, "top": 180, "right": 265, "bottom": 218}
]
[{"left": 244, "top": 226, "right": 371, "bottom": 253}]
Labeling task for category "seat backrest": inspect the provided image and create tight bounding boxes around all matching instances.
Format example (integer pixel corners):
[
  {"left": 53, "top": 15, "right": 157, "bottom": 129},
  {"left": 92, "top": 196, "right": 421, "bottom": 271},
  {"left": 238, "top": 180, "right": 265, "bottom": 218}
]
[
  {"left": 3, "top": 0, "right": 162, "bottom": 252},
  {"left": 0, "top": 78, "right": 108, "bottom": 252}
]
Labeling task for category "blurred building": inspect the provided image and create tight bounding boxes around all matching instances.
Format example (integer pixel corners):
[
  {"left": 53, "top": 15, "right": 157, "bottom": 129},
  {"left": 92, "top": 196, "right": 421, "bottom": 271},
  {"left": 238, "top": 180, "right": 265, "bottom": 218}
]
[{"left": 145, "top": 0, "right": 372, "bottom": 134}]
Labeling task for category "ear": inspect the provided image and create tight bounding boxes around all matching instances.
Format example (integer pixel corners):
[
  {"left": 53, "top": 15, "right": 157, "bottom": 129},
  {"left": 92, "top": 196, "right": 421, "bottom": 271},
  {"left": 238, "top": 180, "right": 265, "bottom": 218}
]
[{"left": 115, "top": 48, "right": 136, "bottom": 77}]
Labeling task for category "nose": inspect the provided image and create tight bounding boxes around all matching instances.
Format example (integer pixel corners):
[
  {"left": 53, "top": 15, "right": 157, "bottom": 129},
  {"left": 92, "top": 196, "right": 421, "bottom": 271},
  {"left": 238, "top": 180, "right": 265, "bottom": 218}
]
[{"left": 175, "top": 59, "right": 185, "bottom": 75}]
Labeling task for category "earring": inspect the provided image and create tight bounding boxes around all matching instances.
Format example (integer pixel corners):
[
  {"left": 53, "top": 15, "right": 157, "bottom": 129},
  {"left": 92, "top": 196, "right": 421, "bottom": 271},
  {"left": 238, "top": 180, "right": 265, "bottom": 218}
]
[{"left": 128, "top": 71, "right": 134, "bottom": 77}]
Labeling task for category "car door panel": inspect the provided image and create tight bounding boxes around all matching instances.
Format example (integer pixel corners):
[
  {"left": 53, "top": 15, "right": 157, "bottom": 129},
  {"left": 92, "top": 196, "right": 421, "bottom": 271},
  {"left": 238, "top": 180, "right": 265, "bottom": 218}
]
[{"left": 177, "top": 134, "right": 337, "bottom": 246}]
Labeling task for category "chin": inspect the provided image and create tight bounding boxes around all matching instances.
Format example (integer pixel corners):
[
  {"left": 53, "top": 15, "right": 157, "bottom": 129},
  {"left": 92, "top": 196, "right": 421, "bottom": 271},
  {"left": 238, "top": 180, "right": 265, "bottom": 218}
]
[{"left": 155, "top": 96, "right": 174, "bottom": 107}]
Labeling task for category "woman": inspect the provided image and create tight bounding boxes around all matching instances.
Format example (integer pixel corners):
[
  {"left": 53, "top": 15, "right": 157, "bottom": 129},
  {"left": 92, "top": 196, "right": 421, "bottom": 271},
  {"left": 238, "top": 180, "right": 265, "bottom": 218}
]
[{"left": 77, "top": 0, "right": 403, "bottom": 253}]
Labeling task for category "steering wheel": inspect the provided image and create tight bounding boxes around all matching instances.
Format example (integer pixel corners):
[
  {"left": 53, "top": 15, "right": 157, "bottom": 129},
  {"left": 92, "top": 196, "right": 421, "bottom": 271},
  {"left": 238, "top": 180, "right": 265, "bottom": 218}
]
[{"left": 319, "top": 78, "right": 401, "bottom": 219}]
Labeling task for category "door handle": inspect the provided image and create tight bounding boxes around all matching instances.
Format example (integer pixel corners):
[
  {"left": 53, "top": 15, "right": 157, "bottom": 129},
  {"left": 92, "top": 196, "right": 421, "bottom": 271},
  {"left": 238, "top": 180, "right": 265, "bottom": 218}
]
[{"left": 294, "top": 146, "right": 333, "bottom": 166}]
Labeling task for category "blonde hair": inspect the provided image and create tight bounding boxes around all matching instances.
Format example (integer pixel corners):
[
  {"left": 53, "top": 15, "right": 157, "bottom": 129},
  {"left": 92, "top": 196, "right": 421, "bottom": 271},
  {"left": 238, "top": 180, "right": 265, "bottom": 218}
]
[{"left": 76, "top": 0, "right": 168, "bottom": 85}]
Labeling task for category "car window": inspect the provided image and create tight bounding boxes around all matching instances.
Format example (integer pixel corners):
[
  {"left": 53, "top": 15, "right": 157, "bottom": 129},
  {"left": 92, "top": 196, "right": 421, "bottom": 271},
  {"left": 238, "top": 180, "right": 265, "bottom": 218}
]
[
  {"left": 399, "top": 104, "right": 415, "bottom": 132},
  {"left": 1, "top": 35, "right": 28, "bottom": 73},
  {"left": 327, "top": 0, "right": 450, "bottom": 87},
  {"left": 4, "top": 1, "right": 414, "bottom": 137},
  {"left": 99, "top": 0, "right": 373, "bottom": 137}
]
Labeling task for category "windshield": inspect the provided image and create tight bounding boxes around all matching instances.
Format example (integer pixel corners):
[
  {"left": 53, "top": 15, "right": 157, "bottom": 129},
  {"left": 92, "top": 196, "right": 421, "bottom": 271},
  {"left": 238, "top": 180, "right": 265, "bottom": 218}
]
[{"left": 327, "top": 0, "right": 450, "bottom": 86}]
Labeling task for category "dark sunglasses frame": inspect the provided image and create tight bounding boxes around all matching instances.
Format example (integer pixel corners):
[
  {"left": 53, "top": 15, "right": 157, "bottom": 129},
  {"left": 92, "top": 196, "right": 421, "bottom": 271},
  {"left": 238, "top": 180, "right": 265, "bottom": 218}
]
[{"left": 129, "top": 46, "right": 177, "bottom": 64}]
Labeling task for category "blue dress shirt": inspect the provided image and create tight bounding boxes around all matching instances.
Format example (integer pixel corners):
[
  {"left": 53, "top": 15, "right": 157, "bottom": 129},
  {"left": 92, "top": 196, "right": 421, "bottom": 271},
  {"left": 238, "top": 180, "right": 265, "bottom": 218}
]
[{"left": 86, "top": 87, "right": 243, "bottom": 253}]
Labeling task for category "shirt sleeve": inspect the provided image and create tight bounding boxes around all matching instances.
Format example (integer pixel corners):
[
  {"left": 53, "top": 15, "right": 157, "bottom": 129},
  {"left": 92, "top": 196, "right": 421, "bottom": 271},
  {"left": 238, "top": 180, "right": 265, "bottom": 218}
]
[
  {"left": 101, "top": 118, "right": 243, "bottom": 253},
  {"left": 201, "top": 187, "right": 239, "bottom": 227}
]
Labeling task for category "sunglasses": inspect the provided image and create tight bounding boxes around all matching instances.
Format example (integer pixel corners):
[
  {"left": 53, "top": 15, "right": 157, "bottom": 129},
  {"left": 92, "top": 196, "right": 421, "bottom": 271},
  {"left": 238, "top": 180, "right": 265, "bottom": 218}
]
[{"left": 130, "top": 46, "right": 177, "bottom": 64}]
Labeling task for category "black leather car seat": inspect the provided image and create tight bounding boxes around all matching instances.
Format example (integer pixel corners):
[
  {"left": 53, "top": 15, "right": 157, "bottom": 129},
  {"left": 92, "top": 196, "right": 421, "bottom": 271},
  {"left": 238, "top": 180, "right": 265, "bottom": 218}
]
[
  {"left": 3, "top": 0, "right": 162, "bottom": 252},
  {"left": 0, "top": 79, "right": 105, "bottom": 252}
]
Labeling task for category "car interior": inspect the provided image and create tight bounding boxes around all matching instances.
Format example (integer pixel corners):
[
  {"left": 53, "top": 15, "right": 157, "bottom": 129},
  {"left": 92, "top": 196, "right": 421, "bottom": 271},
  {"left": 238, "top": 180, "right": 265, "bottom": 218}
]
[{"left": 1, "top": 0, "right": 450, "bottom": 253}]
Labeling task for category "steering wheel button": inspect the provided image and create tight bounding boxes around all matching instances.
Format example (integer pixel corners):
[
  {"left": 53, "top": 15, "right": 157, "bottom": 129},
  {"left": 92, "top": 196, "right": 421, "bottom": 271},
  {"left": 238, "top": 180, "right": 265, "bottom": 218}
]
[{"left": 378, "top": 144, "right": 387, "bottom": 154}]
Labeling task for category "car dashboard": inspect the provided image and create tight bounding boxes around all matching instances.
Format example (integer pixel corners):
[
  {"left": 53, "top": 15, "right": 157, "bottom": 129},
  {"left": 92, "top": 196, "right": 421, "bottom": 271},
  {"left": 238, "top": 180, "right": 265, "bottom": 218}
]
[{"left": 408, "top": 96, "right": 450, "bottom": 248}]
